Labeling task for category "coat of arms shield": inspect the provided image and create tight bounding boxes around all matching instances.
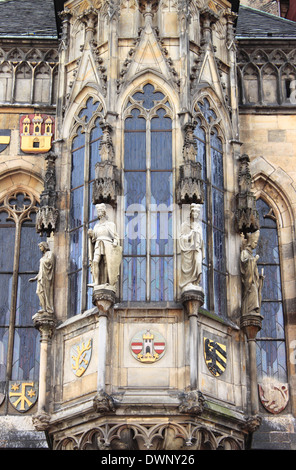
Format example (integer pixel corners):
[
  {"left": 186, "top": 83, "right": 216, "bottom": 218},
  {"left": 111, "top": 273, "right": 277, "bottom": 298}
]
[
  {"left": 8, "top": 381, "right": 38, "bottom": 412},
  {"left": 131, "top": 329, "right": 166, "bottom": 363},
  {"left": 204, "top": 337, "right": 227, "bottom": 377},
  {"left": 70, "top": 338, "right": 92, "bottom": 377},
  {"left": 258, "top": 380, "right": 289, "bottom": 414}
]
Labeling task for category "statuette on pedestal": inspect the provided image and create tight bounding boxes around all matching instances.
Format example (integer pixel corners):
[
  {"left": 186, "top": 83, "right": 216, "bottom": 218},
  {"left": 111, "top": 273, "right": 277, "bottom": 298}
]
[
  {"left": 29, "top": 242, "right": 55, "bottom": 315},
  {"left": 240, "top": 230, "right": 264, "bottom": 317},
  {"left": 88, "top": 203, "right": 122, "bottom": 292},
  {"left": 179, "top": 203, "right": 204, "bottom": 293}
]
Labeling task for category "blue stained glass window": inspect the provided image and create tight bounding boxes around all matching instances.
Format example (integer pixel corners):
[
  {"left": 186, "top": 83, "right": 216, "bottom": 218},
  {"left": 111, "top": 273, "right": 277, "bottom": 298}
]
[
  {"left": 256, "top": 198, "right": 287, "bottom": 383},
  {"left": 123, "top": 84, "right": 173, "bottom": 302},
  {"left": 194, "top": 108, "right": 226, "bottom": 316},
  {"left": 0, "top": 192, "right": 44, "bottom": 384},
  {"left": 69, "top": 100, "right": 103, "bottom": 316}
]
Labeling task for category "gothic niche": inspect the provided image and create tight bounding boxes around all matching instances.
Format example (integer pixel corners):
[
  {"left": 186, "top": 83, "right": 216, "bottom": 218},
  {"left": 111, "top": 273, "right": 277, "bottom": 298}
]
[
  {"left": 177, "top": 122, "right": 204, "bottom": 205},
  {"left": 92, "top": 123, "right": 121, "bottom": 207}
]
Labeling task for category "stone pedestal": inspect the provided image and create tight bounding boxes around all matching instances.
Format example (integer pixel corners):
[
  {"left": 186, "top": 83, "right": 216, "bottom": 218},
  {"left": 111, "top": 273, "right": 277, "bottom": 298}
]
[
  {"left": 181, "top": 287, "right": 204, "bottom": 390},
  {"left": 32, "top": 312, "right": 56, "bottom": 430},
  {"left": 241, "top": 314, "right": 263, "bottom": 416},
  {"left": 92, "top": 286, "right": 116, "bottom": 410}
]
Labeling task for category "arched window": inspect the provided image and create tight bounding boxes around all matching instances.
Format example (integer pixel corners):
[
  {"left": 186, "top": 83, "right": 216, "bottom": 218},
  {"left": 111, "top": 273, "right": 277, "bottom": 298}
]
[
  {"left": 69, "top": 97, "right": 103, "bottom": 316},
  {"left": 0, "top": 191, "right": 45, "bottom": 388},
  {"left": 256, "top": 198, "right": 287, "bottom": 383},
  {"left": 122, "top": 83, "right": 174, "bottom": 302},
  {"left": 194, "top": 98, "right": 226, "bottom": 317}
]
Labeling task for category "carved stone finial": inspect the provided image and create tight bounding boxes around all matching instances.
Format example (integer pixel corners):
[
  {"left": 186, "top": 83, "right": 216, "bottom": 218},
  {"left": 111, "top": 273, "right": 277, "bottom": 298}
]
[
  {"left": 235, "top": 154, "right": 259, "bottom": 235},
  {"left": 177, "top": 123, "right": 204, "bottom": 204},
  {"left": 92, "top": 124, "right": 121, "bottom": 206},
  {"left": 36, "top": 152, "right": 59, "bottom": 236}
]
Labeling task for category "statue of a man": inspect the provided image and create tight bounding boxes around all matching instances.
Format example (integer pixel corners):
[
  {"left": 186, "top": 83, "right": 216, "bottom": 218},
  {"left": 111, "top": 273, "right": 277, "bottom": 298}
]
[
  {"left": 240, "top": 230, "right": 264, "bottom": 316},
  {"left": 179, "top": 203, "right": 204, "bottom": 292},
  {"left": 88, "top": 203, "right": 122, "bottom": 289},
  {"left": 29, "top": 241, "right": 55, "bottom": 314}
]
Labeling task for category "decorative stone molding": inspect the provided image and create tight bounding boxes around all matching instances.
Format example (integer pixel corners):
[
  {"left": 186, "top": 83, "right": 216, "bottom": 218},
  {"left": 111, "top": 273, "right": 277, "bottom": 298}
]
[
  {"left": 179, "top": 390, "right": 205, "bottom": 416},
  {"left": 36, "top": 152, "right": 59, "bottom": 236},
  {"left": 235, "top": 154, "right": 259, "bottom": 235},
  {"left": 177, "top": 122, "right": 204, "bottom": 204},
  {"left": 53, "top": 419, "right": 245, "bottom": 450}
]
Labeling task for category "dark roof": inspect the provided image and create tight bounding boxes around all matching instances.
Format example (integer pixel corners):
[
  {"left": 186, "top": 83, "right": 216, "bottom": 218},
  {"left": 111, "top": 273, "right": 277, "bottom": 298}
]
[
  {"left": 0, "top": 0, "right": 58, "bottom": 38},
  {"left": 236, "top": 5, "right": 296, "bottom": 38}
]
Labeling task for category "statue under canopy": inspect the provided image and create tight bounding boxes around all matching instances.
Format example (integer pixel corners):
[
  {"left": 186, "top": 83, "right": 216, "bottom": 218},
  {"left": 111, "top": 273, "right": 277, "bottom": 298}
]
[
  {"left": 29, "top": 241, "right": 55, "bottom": 314},
  {"left": 240, "top": 230, "right": 264, "bottom": 316},
  {"left": 88, "top": 203, "right": 122, "bottom": 290},
  {"left": 179, "top": 203, "right": 204, "bottom": 292}
]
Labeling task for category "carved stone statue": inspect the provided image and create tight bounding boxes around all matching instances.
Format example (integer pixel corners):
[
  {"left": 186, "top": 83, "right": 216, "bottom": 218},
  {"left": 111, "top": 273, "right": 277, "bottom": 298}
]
[
  {"left": 88, "top": 203, "right": 122, "bottom": 290},
  {"left": 29, "top": 241, "right": 55, "bottom": 314},
  {"left": 240, "top": 230, "right": 264, "bottom": 316},
  {"left": 179, "top": 203, "right": 204, "bottom": 292}
]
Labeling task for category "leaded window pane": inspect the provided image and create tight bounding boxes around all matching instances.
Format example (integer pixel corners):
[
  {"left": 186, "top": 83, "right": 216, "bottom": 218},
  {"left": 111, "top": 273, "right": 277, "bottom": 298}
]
[
  {"left": 122, "top": 257, "right": 146, "bottom": 301},
  {"left": 255, "top": 198, "right": 287, "bottom": 383},
  {"left": 150, "top": 256, "right": 174, "bottom": 301},
  {"left": 194, "top": 111, "right": 226, "bottom": 317},
  {"left": 11, "top": 327, "right": 40, "bottom": 381}
]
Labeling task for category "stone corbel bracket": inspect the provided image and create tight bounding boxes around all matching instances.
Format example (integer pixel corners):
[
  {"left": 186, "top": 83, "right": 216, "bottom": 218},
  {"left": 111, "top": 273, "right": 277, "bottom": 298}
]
[
  {"left": 36, "top": 152, "right": 59, "bottom": 236},
  {"left": 177, "top": 122, "right": 204, "bottom": 205},
  {"left": 179, "top": 390, "right": 205, "bottom": 416}
]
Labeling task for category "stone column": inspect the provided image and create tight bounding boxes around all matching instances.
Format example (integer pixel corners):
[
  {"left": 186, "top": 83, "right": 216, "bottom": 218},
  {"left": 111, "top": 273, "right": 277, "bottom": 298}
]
[
  {"left": 181, "top": 288, "right": 204, "bottom": 390},
  {"left": 92, "top": 287, "right": 116, "bottom": 413},
  {"left": 32, "top": 313, "right": 56, "bottom": 431},
  {"left": 241, "top": 314, "right": 263, "bottom": 416}
]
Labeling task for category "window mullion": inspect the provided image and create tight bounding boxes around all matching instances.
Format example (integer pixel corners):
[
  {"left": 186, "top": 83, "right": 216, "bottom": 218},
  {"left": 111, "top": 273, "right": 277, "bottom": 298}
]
[
  {"left": 206, "top": 133, "right": 215, "bottom": 313},
  {"left": 6, "top": 218, "right": 21, "bottom": 381},
  {"left": 146, "top": 117, "right": 151, "bottom": 302},
  {"left": 81, "top": 130, "right": 90, "bottom": 312}
]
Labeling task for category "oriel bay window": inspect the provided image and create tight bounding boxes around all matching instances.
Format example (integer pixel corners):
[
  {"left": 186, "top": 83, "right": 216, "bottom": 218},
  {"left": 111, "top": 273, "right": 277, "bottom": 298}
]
[
  {"left": 122, "top": 83, "right": 174, "bottom": 302},
  {"left": 0, "top": 190, "right": 44, "bottom": 394}
]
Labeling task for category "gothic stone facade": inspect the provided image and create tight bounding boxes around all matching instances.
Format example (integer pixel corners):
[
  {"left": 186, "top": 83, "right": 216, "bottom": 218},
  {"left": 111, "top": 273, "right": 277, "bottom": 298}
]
[{"left": 0, "top": 0, "right": 296, "bottom": 450}]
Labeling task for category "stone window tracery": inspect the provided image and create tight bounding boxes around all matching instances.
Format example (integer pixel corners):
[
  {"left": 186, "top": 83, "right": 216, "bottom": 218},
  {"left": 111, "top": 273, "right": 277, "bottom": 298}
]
[
  {"left": 122, "top": 83, "right": 174, "bottom": 302},
  {"left": 0, "top": 190, "right": 45, "bottom": 390},
  {"left": 69, "top": 96, "right": 104, "bottom": 316},
  {"left": 194, "top": 98, "right": 226, "bottom": 317}
]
